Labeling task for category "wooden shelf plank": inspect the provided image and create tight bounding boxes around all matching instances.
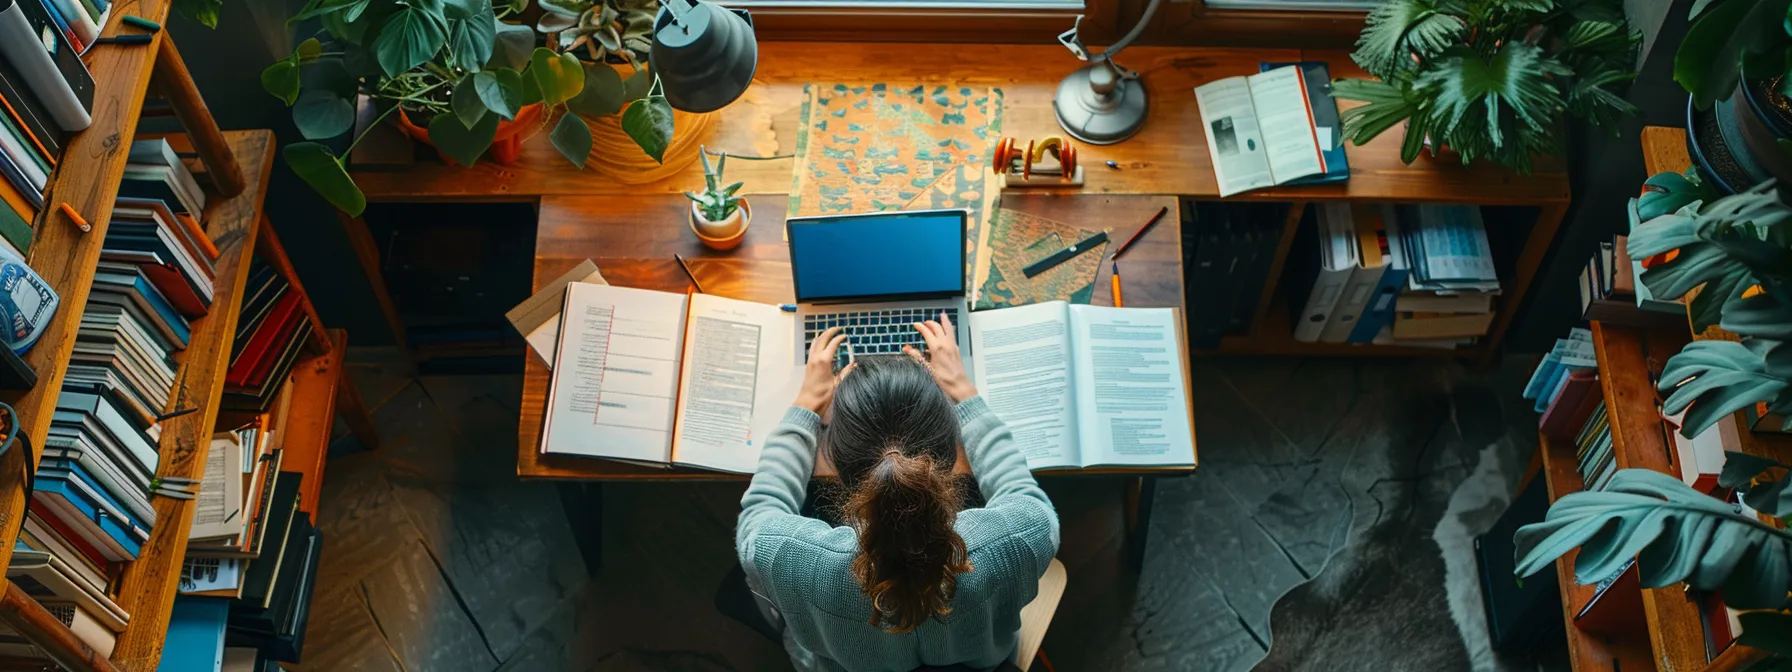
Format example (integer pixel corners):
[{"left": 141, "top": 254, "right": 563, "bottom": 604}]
[
  {"left": 280, "top": 330, "right": 348, "bottom": 517},
  {"left": 107, "top": 130, "right": 276, "bottom": 672},
  {"left": 0, "top": 0, "right": 175, "bottom": 581},
  {"left": 1587, "top": 322, "right": 1708, "bottom": 672},
  {"left": 347, "top": 45, "right": 1569, "bottom": 206},
  {"left": 1538, "top": 430, "right": 1659, "bottom": 672}
]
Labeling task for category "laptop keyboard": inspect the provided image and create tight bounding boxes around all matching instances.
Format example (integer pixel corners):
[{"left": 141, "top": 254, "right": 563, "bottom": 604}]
[{"left": 803, "top": 307, "right": 960, "bottom": 366}]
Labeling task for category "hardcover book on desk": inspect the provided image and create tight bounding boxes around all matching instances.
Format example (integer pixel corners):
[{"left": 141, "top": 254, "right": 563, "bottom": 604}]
[{"left": 1194, "top": 65, "right": 1336, "bottom": 197}]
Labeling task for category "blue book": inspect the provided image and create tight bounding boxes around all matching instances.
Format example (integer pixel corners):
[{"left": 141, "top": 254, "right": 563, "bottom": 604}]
[
  {"left": 1258, "top": 61, "right": 1349, "bottom": 185},
  {"left": 0, "top": 142, "right": 40, "bottom": 208},
  {"left": 159, "top": 597, "right": 229, "bottom": 672},
  {"left": 56, "top": 390, "right": 158, "bottom": 472},
  {"left": 40, "top": 456, "right": 151, "bottom": 525},
  {"left": 34, "top": 472, "right": 143, "bottom": 558},
  {"left": 37, "top": 463, "right": 146, "bottom": 534},
  {"left": 1348, "top": 205, "right": 1413, "bottom": 343},
  {"left": 93, "top": 269, "right": 189, "bottom": 347}
]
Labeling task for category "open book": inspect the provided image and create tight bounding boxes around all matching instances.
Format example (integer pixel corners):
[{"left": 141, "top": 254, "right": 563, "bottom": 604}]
[
  {"left": 1194, "top": 65, "right": 1331, "bottom": 197},
  {"left": 540, "top": 284, "right": 800, "bottom": 473},
  {"left": 969, "top": 302, "right": 1196, "bottom": 470}
]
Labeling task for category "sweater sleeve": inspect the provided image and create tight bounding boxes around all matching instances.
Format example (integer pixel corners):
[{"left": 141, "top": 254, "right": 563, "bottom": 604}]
[
  {"left": 956, "top": 396, "right": 1060, "bottom": 559},
  {"left": 736, "top": 406, "right": 823, "bottom": 569}
]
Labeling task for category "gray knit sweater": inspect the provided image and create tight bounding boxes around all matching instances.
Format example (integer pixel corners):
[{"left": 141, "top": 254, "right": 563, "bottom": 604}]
[{"left": 736, "top": 396, "right": 1060, "bottom": 672}]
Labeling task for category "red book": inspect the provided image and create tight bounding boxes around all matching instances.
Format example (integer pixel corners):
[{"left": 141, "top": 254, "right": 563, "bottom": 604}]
[
  {"left": 138, "top": 262, "right": 208, "bottom": 318},
  {"left": 28, "top": 500, "right": 109, "bottom": 573},
  {"left": 1574, "top": 562, "right": 1646, "bottom": 635},
  {"left": 1540, "top": 369, "right": 1600, "bottom": 441},
  {"left": 227, "top": 292, "right": 302, "bottom": 387}
]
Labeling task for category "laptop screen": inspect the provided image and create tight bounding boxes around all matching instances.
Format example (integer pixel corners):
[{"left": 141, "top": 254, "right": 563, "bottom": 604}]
[{"left": 788, "top": 210, "right": 966, "bottom": 303}]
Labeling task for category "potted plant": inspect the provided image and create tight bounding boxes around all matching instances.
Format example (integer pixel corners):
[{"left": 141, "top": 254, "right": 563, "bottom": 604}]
[
  {"left": 686, "top": 147, "right": 748, "bottom": 250},
  {"left": 1671, "top": 0, "right": 1792, "bottom": 193},
  {"left": 535, "top": 0, "right": 692, "bottom": 176},
  {"left": 259, "top": 0, "right": 614, "bottom": 216},
  {"left": 1329, "top": 0, "right": 1640, "bottom": 174}
]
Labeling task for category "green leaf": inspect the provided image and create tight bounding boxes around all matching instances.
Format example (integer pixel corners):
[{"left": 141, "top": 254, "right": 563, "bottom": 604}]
[
  {"left": 1675, "top": 0, "right": 1792, "bottom": 110},
  {"left": 443, "top": 0, "right": 486, "bottom": 20},
  {"left": 621, "top": 95, "right": 674, "bottom": 163},
  {"left": 451, "top": 74, "right": 489, "bottom": 129},
  {"left": 296, "top": 37, "right": 323, "bottom": 63},
  {"left": 1416, "top": 43, "right": 1565, "bottom": 148},
  {"left": 173, "top": 0, "right": 222, "bottom": 28},
  {"left": 428, "top": 109, "right": 501, "bottom": 167},
  {"left": 549, "top": 112, "right": 592, "bottom": 168},
  {"left": 450, "top": 9, "right": 497, "bottom": 70},
  {"left": 284, "top": 142, "right": 366, "bottom": 216},
  {"left": 1736, "top": 611, "right": 1792, "bottom": 656},
  {"left": 1660, "top": 340, "right": 1791, "bottom": 437},
  {"left": 260, "top": 55, "right": 301, "bottom": 106},
  {"left": 292, "top": 89, "right": 355, "bottom": 140},
  {"left": 1332, "top": 78, "right": 1422, "bottom": 147},
  {"left": 1722, "top": 293, "right": 1792, "bottom": 339},
  {"left": 374, "top": 4, "right": 449, "bottom": 78},
  {"left": 1742, "top": 476, "right": 1792, "bottom": 516},
  {"left": 566, "top": 62, "right": 626, "bottom": 117},
  {"left": 291, "top": 0, "right": 362, "bottom": 22},
  {"left": 1721, "top": 450, "right": 1788, "bottom": 488},
  {"left": 517, "top": 65, "right": 543, "bottom": 106},
  {"left": 530, "top": 48, "right": 585, "bottom": 106},
  {"left": 473, "top": 68, "right": 524, "bottom": 120},
  {"left": 490, "top": 21, "right": 534, "bottom": 71},
  {"left": 1353, "top": 0, "right": 1466, "bottom": 80},
  {"left": 1514, "top": 469, "right": 1792, "bottom": 609}
]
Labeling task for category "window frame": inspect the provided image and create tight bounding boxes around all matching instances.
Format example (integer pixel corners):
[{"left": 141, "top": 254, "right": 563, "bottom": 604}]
[{"left": 732, "top": 0, "right": 1365, "bottom": 48}]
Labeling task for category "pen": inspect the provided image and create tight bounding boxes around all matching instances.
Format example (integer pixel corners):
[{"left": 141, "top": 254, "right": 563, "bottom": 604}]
[
  {"left": 674, "top": 253, "right": 705, "bottom": 293},
  {"left": 1112, "top": 206, "right": 1169, "bottom": 261},
  {"left": 779, "top": 304, "right": 797, "bottom": 312},
  {"left": 1111, "top": 261, "right": 1124, "bottom": 307}
]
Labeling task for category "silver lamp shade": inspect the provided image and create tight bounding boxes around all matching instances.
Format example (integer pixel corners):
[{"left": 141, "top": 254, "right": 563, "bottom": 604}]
[{"left": 651, "top": 0, "right": 758, "bottom": 114}]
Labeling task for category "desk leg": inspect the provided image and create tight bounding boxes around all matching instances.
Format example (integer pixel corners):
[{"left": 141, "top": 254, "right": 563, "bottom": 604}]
[
  {"left": 1124, "top": 476, "right": 1157, "bottom": 570},
  {"left": 559, "top": 482, "right": 604, "bottom": 574}
]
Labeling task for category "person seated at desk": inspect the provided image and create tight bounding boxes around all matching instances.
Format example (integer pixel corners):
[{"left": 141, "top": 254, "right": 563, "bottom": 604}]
[{"left": 736, "top": 314, "right": 1060, "bottom": 672}]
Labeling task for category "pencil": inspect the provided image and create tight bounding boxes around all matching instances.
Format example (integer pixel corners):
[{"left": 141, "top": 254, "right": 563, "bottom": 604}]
[
  {"left": 1112, "top": 206, "right": 1168, "bottom": 261},
  {"left": 1111, "top": 261, "right": 1124, "bottom": 307},
  {"left": 674, "top": 253, "right": 705, "bottom": 293}
]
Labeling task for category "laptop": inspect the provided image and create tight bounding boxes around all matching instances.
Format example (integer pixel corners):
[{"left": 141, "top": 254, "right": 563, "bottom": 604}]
[{"left": 788, "top": 209, "right": 974, "bottom": 371}]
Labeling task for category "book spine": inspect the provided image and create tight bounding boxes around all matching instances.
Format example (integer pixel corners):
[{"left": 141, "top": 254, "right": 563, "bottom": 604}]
[
  {"left": 0, "top": 0, "right": 90, "bottom": 131},
  {"left": 0, "top": 111, "right": 46, "bottom": 189},
  {"left": 44, "top": 0, "right": 93, "bottom": 44},
  {"left": 0, "top": 56, "right": 61, "bottom": 156},
  {"left": 32, "top": 0, "right": 82, "bottom": 52}
]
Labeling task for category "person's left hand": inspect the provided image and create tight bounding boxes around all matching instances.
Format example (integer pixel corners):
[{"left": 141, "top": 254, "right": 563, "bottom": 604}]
[{"left": 795, "top": 326, "right": 854, "bottom": 414}]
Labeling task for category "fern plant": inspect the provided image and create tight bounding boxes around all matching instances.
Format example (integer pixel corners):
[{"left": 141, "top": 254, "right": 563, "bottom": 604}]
[
  {"left": 685, "top": 147, "right": 743, "bottom": 222},
  {"left": 1332, "top": 0, "right": 1641, "bottom": 174},
  {"left": 1514, "top": 463, "right": 1792, "bottom": 657}
]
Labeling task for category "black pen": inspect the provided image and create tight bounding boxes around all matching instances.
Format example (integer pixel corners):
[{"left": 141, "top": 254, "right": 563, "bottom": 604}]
[{"left": 675, "top": 253, "right": 705, "bottom": 293}]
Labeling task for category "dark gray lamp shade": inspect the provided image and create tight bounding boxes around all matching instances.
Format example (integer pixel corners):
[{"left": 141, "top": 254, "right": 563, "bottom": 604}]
[{"left": 651, "top": 0, "right": 758, "bottom": 114}]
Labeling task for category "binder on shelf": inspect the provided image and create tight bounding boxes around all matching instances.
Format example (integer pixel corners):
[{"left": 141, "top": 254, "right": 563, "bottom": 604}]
[
  {"left": 1289, "top": 203, "right": 1355, "bottom": 343},
  {"left": 1322, "top": 205, "right": 1389, "bottom": 343}
]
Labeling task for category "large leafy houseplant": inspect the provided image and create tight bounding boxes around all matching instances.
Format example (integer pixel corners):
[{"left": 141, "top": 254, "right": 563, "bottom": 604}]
[
  {"left": 1514, "top": 465, "right": 1792, "bottom": 657},
  {"left": 533, "top": 0, "right": 678, "bottom": 164},
  {"left": 1675, "top": 0, "right": 1792, "bottom": 110},
  {"left": 259, "top": 0, "right": 667, "bottom": 216},
  {"left": 1330, "top": 0, "right": 1640, "bottom": 174}
]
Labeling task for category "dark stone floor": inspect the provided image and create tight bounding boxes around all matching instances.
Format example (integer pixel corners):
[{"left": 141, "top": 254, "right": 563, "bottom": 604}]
[{"left": 290, "top": 352, "right": 1561, "bottom": 672}]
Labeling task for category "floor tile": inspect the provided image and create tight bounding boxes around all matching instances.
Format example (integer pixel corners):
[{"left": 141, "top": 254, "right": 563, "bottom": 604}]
[{"left": 359, "top": 539, "right": 502, "bottom": 672}]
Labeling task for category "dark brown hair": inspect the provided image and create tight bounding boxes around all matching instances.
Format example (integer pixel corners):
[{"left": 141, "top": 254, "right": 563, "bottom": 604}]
[{"left": 826, "top": 355, "right": 971, "bottom": 633}]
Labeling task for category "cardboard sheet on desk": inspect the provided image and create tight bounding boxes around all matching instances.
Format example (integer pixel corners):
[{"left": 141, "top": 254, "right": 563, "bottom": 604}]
[
  {"left": 973, "top": 209, "right": 1105, "bottom": 309},
  {"left": 510, "top": 260, "right": 607, "bottom": 366}
]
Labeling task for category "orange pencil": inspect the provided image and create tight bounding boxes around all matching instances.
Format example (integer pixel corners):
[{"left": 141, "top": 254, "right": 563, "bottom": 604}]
[{"left": 1111, "top": 261, "right": 1124, "bottom": 307}]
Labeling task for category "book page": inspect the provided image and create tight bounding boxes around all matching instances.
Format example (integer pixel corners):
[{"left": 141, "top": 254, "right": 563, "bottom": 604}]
[
  {"left": 541, "top": 284, "right": 687, "bottom": 463},
  {"left": 969, "top": 301, "right": 1079, "bottom": 470},
  {"left": 1069, "top": 306, "right": 1196, "bottom": 467},
  {"left": 671, "top": 294, "right": 800, "bottom": 474},
  {"left": 1246, "top": 66, "right": 1325, "bottom": 184},
  {"left": 1194, "top": 76, "right": 1275, "bottom": 197},
  {"left": 189, "top": 434, "right": 242, "bottom": 541}
]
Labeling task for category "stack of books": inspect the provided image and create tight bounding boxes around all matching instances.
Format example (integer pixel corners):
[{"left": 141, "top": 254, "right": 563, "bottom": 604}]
[
  {"left": 1288, "top": 203, "right": 1410, "bottom": 345},
  {"left": 1574, "top": 403, "right": 1616, "bottom": 492},
  {"left": 224, "top": 259, "right": 313, "bottom": 412},
  {"left": 1383, "top": 205, "right": 1500, "bottom": 349},
  {"left": 1578, "top": 234, "right": 1685, "bottom": 328},
  {"left": 178, "top": 384, "right": 321, "bottom": 665},
  {"left": 5, "top": 139, "right": 217, "bottom": 661},
  {"left": 0, "top": 0, "right": 101, "bottom": 253}
]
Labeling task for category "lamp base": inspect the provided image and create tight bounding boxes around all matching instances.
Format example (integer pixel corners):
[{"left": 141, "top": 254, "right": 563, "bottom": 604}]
[{"left": 1053, "top": 63, "right": 1149, "bottom": 145}]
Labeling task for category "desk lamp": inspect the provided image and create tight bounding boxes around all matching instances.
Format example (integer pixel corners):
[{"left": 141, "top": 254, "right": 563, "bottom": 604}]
[
  {"left": 651, "top": 0, "right": 759, "bottom": 113},
  {"left": 1053, "top": 0, "right": 1163, "bottom": 145}
]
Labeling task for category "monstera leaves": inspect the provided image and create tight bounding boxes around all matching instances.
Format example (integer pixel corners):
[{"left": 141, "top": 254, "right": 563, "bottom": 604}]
[
  {"left": 1630, "top": 183, "right": 1792, "bottom": 333},
  {"left": 1514, "top": 470, "right": 1792, "bottom": 610},
  {"left": 1659, "top": 339, "right": 1792, "bottom": 436}
]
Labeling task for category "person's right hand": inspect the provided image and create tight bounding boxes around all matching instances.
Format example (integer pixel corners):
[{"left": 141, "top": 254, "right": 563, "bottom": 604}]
[{"left": 903, "top": 311, "right": 977, "bottom": 403}]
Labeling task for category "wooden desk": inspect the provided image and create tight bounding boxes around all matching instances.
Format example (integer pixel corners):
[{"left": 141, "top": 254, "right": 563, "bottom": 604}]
[{"left": 519, "top": 193, "right": 1191, "bottom": 479}]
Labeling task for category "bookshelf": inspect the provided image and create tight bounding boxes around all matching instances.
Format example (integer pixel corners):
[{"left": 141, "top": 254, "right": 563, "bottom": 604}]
[
  {"left": 343, "top": 43, "right": 1570, "bottom": 362},
  {"left": 1535, "top": 127, "right": 1787, "bottom": 672},
  {"left": 0, "top": 3, "right": 378, "bottom": 670}
]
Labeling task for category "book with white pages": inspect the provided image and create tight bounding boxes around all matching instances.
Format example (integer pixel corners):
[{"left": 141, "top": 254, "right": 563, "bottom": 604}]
[
  {"left": 540, "top": 284, "right": 801, "bottom": 474},
  {"left": 968, "top": 302, "right": 1196, "bottom": 470},
  {"left": 1193, "top": 65, "right": 1331, "bottom": 197}
]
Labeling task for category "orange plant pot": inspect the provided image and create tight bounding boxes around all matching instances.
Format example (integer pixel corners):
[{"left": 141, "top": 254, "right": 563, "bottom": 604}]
[
  {"left": 394, "top": 103, "right": 544, "bottom": 166},
  {"left": 689, "top": 199, "right": 751, "bottom": 251}
]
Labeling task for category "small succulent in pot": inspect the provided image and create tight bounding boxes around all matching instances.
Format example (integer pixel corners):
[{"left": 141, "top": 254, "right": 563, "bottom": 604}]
[{"left": 686, "top": 147, "right": 748, "bottom": 247}]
